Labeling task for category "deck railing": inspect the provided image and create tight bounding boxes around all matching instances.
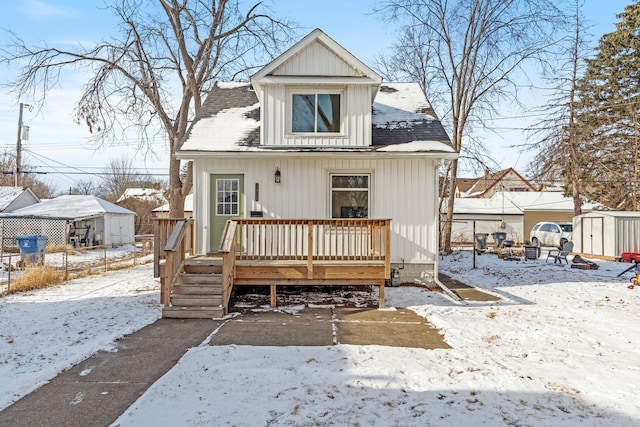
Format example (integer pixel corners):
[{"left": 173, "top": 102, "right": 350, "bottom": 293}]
[
  {"left": 159, "top": 218, "right": 193, "bottom": 305},
  {"left": 235, "top": 218, "right": 391, "bottom": 278},
  {"left": 153, "top": 218, "right": 194, "bottom": 278},
  {"left": 218, "top": 220, "right": 238, "bottom": 310}
]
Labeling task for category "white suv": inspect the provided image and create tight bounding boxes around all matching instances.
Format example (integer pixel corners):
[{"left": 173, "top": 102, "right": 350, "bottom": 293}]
[{"left": 530, "top": 222, "right": 572, "bottom": 249}]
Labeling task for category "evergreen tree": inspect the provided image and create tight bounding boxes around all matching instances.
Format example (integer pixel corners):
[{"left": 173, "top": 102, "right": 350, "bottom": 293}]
[{"left": 575, "top": 2, "right": 640, "bottom": 210}]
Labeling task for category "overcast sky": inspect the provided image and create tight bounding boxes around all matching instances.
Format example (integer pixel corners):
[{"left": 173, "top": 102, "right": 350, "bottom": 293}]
[{"left": 0, "top": 0, "right": 630, "bottom": 194}]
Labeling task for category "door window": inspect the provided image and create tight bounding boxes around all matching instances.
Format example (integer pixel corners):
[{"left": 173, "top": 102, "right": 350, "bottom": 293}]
[{"left": 216, "top": 178, "right": 239, "bottom": 216}]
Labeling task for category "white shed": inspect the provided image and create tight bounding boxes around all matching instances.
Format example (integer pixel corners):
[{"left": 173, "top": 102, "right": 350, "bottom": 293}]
[
  {"left": 573, "top": 211, "right": 640, "bottom": 258},
  {"left": 9, "top": 195, "right": 136, "bottom": 246}
]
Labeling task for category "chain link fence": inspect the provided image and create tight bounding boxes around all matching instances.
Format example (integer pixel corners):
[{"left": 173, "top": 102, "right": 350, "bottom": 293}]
[{"left": 0, "top": 238, "right": 156, "bottom": 295}]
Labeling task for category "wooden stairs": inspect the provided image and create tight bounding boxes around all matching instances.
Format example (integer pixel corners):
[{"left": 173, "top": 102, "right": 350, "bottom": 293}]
[{"left": 162, "top": 255, "right": 227, "bottom": 319}]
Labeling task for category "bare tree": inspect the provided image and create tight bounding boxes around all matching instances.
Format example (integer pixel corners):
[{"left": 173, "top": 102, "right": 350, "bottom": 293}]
[
  {"left": 1, "top": 0, "right": 295, "bottom": 217},
  {"left": 97, "top": 157, "right": 144, "bottom": 202},
  {"left": 0, "top": 151, "right": 55, "bottom": 198},
  {"left": 68, "top": 179, "right": 99, "bottom": 196},
  {"left": 376, "top": 0, "right": 566, "bottom": 252}
]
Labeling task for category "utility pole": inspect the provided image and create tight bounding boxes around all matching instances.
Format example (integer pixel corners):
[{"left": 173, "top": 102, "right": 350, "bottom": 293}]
[{"left": 15, "top": 102, "right": 28, "bottom": 187}]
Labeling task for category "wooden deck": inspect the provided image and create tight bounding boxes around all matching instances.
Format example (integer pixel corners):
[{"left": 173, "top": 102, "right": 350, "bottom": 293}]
[{"left": 157, "top": 218, "right": 391, "bottom": 317}]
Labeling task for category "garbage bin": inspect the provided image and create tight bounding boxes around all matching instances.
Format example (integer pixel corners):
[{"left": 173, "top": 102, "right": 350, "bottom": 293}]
[
  {"left": 492, "top": 231, "right": 507, "bottom": 247},
  {"left": 475, "top": 233, "right": 489, "bottom": 251},
  {"left": 15, "top": 234, "right": 48, "bottom": 266},
  {"left": 524, "top": 245, "right": 539, "bottom": 260}
]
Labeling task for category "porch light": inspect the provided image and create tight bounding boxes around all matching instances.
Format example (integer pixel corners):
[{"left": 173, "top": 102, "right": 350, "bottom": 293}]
[{"left": 275, "top": 167, "right": 281, "bottom": 184}]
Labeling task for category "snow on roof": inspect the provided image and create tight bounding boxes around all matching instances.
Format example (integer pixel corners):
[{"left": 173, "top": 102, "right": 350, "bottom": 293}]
[
  {"left": 116, "top": 188, "right": 166, "bottom": 203},
  {"left": 372, "top": 83, "right": 436, "bottom": 129},
  {"left": 181, "top": 99, "right": 260, "bottom": 152},
  {"left": 0, "top": 187, "right": 28, "bottom": 210},
  {"left": 452, "top": 191, "right": 601, "bottom": 215},
  {"left": 579, "top": 210, "right": 640, "bottom": 217},
  {"left": 178, "top": 81, "right": 453, "bottom": 156},
  {"left": 452, "top": 197, "right": 522, "bottom": 215},
  {"left": 499, "top": 191, "right": 600, "bottom": 212},
  {"left": 9, "top": 195, "right": 135, "bottom": 219},
  {"left": 377, "top": 140, "right": 456, "bottom": 153},
  {"left": 153, "top": 193, "right": 194, "bottom": 212},
  {"left": 217, "top": 81, "right": 254, "bottom": 89}
]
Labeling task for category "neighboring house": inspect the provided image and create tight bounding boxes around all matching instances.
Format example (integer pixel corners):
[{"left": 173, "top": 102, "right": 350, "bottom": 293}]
[
  {"left": 152, "top": 193, "right": 193, "bottom": 219},
  {"left": 176, "top": 29, "right": 457, "bottom": 282},
  {"left": 116, "top": 187, "right": 166, "bottom": 204},
  {"left": 0, "top": 186, "right": 40, "bottom": 212},
  {"left": 6, "top": 195, "right": 136, "bottom": 246},
  {"left": 449, "top": 191, "right": 598, "bottom": 245},
  {"left": 456, "top": 168, "right": 537, "bottom": 198},
  {"left": 117, "top": 187, "right": 167, "bottom": 235}
]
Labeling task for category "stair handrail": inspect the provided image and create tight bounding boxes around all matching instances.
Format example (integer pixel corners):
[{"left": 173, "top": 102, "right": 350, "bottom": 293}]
[
  {"left": 161, "top": 218, "right": 193, "bottom": 306},
  {"left": 218, "top": 220, "right": 238, "bottom": 312}
]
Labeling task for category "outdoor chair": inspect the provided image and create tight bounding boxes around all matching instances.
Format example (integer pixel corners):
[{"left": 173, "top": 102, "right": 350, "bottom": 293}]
[{"left": 546, "top": 241, "right": 574, "bottom": 264}]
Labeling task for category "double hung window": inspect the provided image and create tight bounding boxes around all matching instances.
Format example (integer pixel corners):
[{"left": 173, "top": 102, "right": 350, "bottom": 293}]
[{"left": 330, "top": 174, "right": 369, "bottom": 218}]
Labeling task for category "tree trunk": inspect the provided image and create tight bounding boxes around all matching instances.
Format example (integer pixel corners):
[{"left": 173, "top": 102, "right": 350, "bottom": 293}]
[{"left": 443, "top": 159, "right": 458, "bottom": 253}]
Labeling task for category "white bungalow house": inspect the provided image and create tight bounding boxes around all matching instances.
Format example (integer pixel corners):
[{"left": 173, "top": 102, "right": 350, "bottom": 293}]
[{"left": 176, "top": 29, "right": 457, "bottom": 284}]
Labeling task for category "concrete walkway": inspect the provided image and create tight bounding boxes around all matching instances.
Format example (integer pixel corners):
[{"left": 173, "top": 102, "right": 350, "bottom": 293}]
[
  {"left": 0, "top": 318, "right": 222, "bottom": 427},
  {"left": 0, "top": 306, "right": 451, "bottom": 426}
]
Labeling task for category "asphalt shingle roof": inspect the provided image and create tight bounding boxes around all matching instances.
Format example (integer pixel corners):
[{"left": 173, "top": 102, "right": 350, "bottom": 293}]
[{"left": 180, "top": 81, "right": 453, "bottom": 153}]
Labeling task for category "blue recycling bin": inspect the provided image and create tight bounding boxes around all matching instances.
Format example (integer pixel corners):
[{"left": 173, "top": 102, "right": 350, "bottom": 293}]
[{"left": 15, "top": 234, "right": 48, "bottom": 266}]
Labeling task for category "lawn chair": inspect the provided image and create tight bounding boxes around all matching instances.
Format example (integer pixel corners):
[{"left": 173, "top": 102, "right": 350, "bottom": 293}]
[{"left": 546, "top": 241, "right": 574, "bottom": 264}]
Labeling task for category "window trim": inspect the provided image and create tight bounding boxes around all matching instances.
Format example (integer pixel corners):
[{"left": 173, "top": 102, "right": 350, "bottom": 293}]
[
  {"left": 287, "top": 88, "right": 345, "bottom": 136},
  {"left": 329, "top": 173, "right": 371, "bottom": 219}
]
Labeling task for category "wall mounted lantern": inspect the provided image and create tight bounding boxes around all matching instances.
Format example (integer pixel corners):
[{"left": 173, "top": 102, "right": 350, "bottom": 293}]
[{"left": 275, "top": 167, "right": 281, "bottom": 184}]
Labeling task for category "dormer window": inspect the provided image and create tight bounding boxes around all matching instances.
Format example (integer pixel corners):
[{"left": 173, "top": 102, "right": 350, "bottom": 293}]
[{"left": 291, "top": 91, "right": 342, "bottom": 134}]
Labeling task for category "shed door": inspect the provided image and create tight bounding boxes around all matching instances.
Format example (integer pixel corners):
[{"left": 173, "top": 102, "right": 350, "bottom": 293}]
[
  {"left": 582, "top": 217, "right": 604, "bottom": 256},
  {"left": 210, "top": 174, "right": 244, "bottom": 252}
]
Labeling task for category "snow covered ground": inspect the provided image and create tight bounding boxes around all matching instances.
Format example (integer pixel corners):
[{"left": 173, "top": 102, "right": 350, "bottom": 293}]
[
  {"left": 0, "top": 260, "right": 161, "bottom": 410},
  {"left": 2, "top": 249, "right": 639, "bottom": 426}
]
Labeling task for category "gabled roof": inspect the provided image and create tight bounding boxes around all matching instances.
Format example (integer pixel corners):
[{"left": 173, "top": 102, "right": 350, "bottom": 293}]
[
  {"left": 0, "top": 187, "right": 40, "bottom": 211},
  {"left": 251, "top": 29, "right": 382, "bottom": 85},
  {"left": 178, "top": 82, "right": 454, "bottom": 156},
  {"left": 8, "top": 195, "right": 135, "bottom": 220},
  {"left": 459, "top": 168, "right": 536, "bottom": 198}
]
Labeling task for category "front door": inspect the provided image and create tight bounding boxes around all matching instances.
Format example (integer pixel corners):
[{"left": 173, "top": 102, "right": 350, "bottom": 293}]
[{"left": 210, "top": 174, "right": 244, "bottom": 252}]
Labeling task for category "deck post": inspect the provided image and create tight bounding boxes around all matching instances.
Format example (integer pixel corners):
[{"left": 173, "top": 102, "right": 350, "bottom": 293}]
[
  {"left": 270, "top": 284, "right": 277, "bottom": 307},
  {"left": 378, "top": 280, "right": 385, "bottom": 309},
  {"left": 307, "top": 220, "right": 314, "bottom": 279},
  {"left": 162, "top": 251, "right": 174, "bottom": 306}
]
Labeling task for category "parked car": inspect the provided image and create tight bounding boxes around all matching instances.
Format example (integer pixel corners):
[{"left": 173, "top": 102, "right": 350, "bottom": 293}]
[{"left": 530, "top": 222, "right": 573, "bottom": 249}]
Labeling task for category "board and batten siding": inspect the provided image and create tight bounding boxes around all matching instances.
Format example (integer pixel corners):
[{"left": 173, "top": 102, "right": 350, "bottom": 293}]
[
  {"left": 260, "top": 85, "right": 371, "bottom": 148},
  {"left": 271, "top": 40, "right": 362, "bottom": 77},
  {"left": 193, "top": 157, "right": 439, "bottom": 265}
]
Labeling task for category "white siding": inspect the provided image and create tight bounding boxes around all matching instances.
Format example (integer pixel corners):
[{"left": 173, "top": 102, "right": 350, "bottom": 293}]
[
  {"left": 261, "top": 85, "right": 371, "bottom": 147},
  {"left": 573, "top": 212, "right": 640, "bottom": 258},
  {"left": 272, "top": 41, "right": 362, "bottom": 77},
  {"left": 193, "top": 157, "right": 439, "bottom": 266},
  {"left": 102, "top": 213, "right": 135, "bottom": 245}
]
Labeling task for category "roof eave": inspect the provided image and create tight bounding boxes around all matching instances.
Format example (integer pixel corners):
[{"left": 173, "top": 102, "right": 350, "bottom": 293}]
[{"left": 176, "top": 149, "right": 458, "bottom": 161}]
